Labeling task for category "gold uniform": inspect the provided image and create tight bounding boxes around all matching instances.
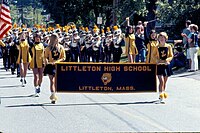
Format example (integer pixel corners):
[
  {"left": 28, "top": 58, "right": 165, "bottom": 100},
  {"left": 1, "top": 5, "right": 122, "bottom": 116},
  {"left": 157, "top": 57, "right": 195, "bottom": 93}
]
[
  {"left": 153, "top": 43, "right": 173, "bottom": 76},
  {"left": 44, "top": 44, "right": 66, "bottom": 64},
  {"left": 146, "top": 41, "right": 158, "bottom": 63},
  {"left": 153, "top": 43, "right": 173, "bottom": 63},
  {"left": 0, "top": 40, "right": 5, "bottom": 47},
  {"left": 17, "top": 40, "right": 31, "bottom": 64},
  {"left": 30, "top": 43, "right": 44, "bottom": 69},
  {"left": 124, "top": 34, "right": 138, "bottom": 56}
]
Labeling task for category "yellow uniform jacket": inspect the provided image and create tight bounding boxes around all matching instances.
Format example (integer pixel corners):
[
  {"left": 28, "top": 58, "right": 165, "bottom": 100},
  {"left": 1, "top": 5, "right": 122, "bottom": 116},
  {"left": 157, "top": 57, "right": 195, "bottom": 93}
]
[
  {"left": 146, "top": 41, "right": 158, "bottom": 63},
  {"left": 153, "top": 43, "right": 173, "bottom": 63},
  {"left": 30, "top": 43, "right": 44, "bottom": 69},
  {"left": 17, "top": 40, "right": 31, "bottom": 64},
  {"left": 44, "top": 44, "right": 66, "bottom": 64},
  {"left": 124, "top": 34, "right": 138, "bottom": 56}
]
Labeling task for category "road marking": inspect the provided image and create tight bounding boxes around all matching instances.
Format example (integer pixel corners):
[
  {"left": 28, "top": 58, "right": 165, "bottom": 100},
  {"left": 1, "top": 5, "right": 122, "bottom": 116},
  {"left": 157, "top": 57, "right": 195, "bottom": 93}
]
[{"left": 109, "top": 104, "right": 171, "bottom": 131}]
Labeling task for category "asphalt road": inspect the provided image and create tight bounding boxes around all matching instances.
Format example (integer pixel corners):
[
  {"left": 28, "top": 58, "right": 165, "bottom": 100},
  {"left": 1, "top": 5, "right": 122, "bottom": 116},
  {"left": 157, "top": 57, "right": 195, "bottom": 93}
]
[{"left": 0, "top": 59, "right": 200, "bottom": 132}]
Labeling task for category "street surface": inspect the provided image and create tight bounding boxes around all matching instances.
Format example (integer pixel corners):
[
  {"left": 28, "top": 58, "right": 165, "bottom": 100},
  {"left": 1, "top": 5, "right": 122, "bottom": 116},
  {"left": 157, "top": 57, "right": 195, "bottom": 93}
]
[{"left": 0, "top": 59, "right": 200, "bottom": 132}]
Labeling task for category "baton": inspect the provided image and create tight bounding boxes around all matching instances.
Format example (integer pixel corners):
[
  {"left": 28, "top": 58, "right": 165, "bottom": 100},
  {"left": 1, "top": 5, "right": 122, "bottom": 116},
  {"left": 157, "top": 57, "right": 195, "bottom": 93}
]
[
  {"left": 120, "top": 11, "right": 136, "bottom": 26},
  {"left": 147, "top": 18, "right": 160, "bottom": 23}
]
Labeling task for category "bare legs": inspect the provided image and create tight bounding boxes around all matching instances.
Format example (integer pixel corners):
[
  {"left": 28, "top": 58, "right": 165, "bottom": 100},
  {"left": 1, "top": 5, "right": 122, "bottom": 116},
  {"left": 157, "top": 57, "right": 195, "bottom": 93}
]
[
  {"left": 158, "top": 75, "right": 168, "bottom": 93},
  {"left": 33, "top": 68, "right": 44, "bottom": 87},
  {"left": 48, "top": 75, "right": 57, "bottom": 103},
  {"left": 20, "top": 63, "right": 29, "bottom": 78},
  {"left": 20, "top": 63, "right": 29, "bottom": 86},
  {"left": 128, "top": 54, "right": 135, "bottom": 63}
]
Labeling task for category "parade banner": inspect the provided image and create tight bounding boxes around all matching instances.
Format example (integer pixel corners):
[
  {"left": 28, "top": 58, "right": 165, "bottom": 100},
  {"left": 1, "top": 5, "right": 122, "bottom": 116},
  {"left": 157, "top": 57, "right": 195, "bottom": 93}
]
[{"left": 56, "top": 63, "right": 157, "bottom": 93}]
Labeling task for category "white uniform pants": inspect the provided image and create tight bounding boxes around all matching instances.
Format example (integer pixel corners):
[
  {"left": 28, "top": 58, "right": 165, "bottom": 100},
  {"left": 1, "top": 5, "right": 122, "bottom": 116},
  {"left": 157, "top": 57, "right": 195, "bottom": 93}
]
[{"left": 189, "top": 47, "right": 199, "bottom": 71}]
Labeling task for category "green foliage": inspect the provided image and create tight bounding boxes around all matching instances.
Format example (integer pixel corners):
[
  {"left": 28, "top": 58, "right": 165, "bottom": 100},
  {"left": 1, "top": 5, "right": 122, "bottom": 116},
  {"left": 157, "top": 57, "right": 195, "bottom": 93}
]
[
  {"left": 156, "top": 0, "right": 200, "bottom": 39},
  {"left": 10, "top": 0, "right": 44, "bottom": 27},
  {"left": 41, "top": 0, "right": 150, "bottom": 27}
]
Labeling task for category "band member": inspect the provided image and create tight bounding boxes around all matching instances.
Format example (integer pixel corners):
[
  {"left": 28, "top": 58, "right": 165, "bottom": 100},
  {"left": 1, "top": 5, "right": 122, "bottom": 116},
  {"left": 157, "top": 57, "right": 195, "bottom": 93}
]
[
  {"left": 10, "top": 35, "right": 20, "bottom": 76},
  {"left": 17, "top": 32, "right": 31, "bottom": 87},
  {"left": 144, "top": 22, "right": 158, "bottom": 63},
  {"left": 85, "top": 32, "right": 93, "bottom": 62},
  {"left": 104, "top": 27, "right": 113, "bottom": 62},
  {"left": 124, "top": 25, "right": 138, "bottom": 63},
  {"left": 61, "top": 33, "right": 71, "bottom": 62},
  {"left": 44, "top": 33, "right": 66, "bottom": 104},
  {"left": 153, "top": 32, "right": 173, "bottom": 103},
  {"left": 79, "top": 30, "right": 86, "bottom": 62},
  {"left": 29, "top": 33, "right": 45, "bottom": 97},
  {"left": 42, "top": 32, "right": 50, "bottom": 48},
  {"left": 92, "top": 35, "right": 101, "bottom": 62},
  {"left": 93, "top": 25, "right": 99, "bottom": 36},
  {"left": 2, "top": 36, "right": 11, "bottom": 71},
  {"left": 112, "top": 26, "right": 124, "bottom": 62},
  {"left": 100, "top": 29, "right": 106, "bottom": 62},
  {"left": 70, "top": 30, "right": 80, "bottom": 62}
]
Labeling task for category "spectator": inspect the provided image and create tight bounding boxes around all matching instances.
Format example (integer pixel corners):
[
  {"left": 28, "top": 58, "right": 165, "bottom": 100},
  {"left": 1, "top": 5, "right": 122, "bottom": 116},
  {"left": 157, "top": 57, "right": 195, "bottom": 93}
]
[
  {"left": 135, "top": 25, "right": 146, "bottom": 62},
  {"left": 170, "top": 47, "right": 186, "bottom": 70},
  {"left": 181, "top": 20, "right": 191, "bottom": 69},
  {"left": 187, "top": 24, "right": 199, "bottom": 72}
]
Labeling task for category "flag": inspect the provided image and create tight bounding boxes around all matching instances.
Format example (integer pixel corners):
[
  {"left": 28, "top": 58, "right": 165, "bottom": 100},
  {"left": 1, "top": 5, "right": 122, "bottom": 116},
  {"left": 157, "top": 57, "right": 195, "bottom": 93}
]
[{"left": 0, "top": 0, "right": 12, "bottom": 39}]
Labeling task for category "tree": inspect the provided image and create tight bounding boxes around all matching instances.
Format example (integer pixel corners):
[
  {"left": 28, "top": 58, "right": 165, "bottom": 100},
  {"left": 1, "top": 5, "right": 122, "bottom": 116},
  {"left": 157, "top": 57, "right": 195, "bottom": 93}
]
[
  {"left": 40, "top": 0, "right": 149, "bottom": 27},
  {"left": 156, "top": 0, "right": 200, "bottom": 39}
]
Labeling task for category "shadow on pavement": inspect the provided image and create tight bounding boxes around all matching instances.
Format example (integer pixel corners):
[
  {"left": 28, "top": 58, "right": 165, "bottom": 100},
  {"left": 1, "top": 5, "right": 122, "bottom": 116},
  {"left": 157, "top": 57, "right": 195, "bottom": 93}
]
[
  {"left": 5, "top": 100, "right": 159, "bottom": 108},
  {"left": 0, "top": 75, "right": 32, "bottom": 80},
  {"left": 0, "top": 85, "right": 22, "bottom": 88},
  {"left": 172, "top": 71, "right": 199, "bottom": 78},
  {"left": 1, "top": 94, "right": 35, "bottom": 99}
]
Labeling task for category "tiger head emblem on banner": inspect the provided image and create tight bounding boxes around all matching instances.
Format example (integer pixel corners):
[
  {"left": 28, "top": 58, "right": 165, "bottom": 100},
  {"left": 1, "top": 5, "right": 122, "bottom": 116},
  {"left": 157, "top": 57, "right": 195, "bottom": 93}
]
[{"left": 101, "top": 73, "right": 112, "bottom": 85}]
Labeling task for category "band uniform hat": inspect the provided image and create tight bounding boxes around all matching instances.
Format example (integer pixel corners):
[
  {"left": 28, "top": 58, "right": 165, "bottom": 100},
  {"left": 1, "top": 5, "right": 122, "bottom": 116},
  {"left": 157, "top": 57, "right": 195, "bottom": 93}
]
[
  {"left": 55, "top": 29, "right": 61, "bottom": 34},
  {"left": 101, "top": 29, "right": 105, "bottom": 38},
  {"left": 73, "top": 30, "right": 78, "bottom": 35},
  {"left": 113, "top": 25, "right": 121, "bottom": 35},
  {"left": 43, "top": 32, "right": 50, "bottom": 38},
  {"left": 68, "top": 29, "right": 72, "bottom": 36},
  {"left": 64, "top": 32, "right": 70, "bottom": 38},
  {"left": 81, "top": 31, "right": 86, "bottom": 36},
  {"left": 106, "top": 27, "right": 112, "bottom": 37},
  {"left": 12, "top": 28, "right": 19, "bottom": 34},
  {"left": 93, "top": 34, "right": 100, "bottom": 39},
  {"left": 22, "top": 28, "right": 28, "bottom": 33}
]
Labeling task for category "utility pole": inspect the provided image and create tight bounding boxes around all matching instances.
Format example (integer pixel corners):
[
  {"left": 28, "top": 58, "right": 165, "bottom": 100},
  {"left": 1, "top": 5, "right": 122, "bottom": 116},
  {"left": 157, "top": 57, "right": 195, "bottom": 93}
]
[
  {"left": 19, "top": 0, "right": 24, "bottom": 24},
  {"left": 112, "top": 0, "right": 119, "bottom": 25},
  {"left": 112, "top": 0, "right": 115, "bottom": 26}
]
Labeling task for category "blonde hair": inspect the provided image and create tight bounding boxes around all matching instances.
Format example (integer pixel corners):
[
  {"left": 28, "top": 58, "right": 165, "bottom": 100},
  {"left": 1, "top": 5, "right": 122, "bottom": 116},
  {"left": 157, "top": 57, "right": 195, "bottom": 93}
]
[
  {"left": 48, "top": 33, "right": 59, "bottom": 51},
  {"left": 189, "top": 24, "right": 198, "bottom": 32},
  {"left": 158, "top": 32, "right": 168, "bottom": 40}
]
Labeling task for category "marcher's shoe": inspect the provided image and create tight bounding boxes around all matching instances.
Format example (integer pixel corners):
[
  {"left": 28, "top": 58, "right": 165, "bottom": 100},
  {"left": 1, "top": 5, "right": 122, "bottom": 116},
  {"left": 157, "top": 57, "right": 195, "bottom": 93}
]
[
  {"left": 159, "top": 93, "right": 165, "bottom": 104},
  {"left": 11, "top": 71, "right": 15, "bottom": 75},
  {"left": 24, "top": 79, "right": 27, "bottom": 84},
  {"left": 17, "top": 74, "right": 20, "bottom": 77},
  {"left": 164, "top": 92, "right": 168, "bottom": 99},
  {"left": 21, "top": 80, "right": 25, "bottom": 87},
  {"left": 50, "top": 94, "right": 58, "bottom": 104},
  {"left": 35, "top": 87, "right": 41, "bottom": 97}
]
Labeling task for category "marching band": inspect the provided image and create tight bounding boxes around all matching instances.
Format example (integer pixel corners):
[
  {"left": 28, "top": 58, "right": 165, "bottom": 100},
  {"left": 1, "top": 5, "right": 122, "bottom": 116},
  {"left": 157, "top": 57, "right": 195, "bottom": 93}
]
[{"left": 0, "top": 21, "right": 199, "bottom": 104}]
